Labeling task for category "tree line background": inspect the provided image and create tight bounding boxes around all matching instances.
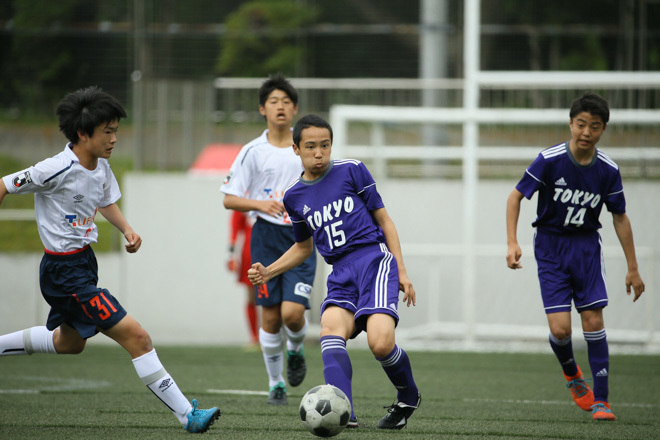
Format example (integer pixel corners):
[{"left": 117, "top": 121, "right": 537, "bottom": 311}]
[{"left": 0, "top": 0, "right": 658, "bottom": 119}]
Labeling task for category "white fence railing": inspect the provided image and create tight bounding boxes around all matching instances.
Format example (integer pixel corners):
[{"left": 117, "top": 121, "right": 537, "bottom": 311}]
[{"left": 329, "top": 101, "right": 659, "bottom": 353}]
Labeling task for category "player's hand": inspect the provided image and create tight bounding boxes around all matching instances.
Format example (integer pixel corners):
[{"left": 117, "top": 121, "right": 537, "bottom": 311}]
[
  {"left": 399, "top": 272, "right": 416, "bottom": 307},
  {"left": 259, "top": 200, "right": 286, "bottom": 218},
  {"left": 227, "top": 257, "right": 237, "bottom": 272},
  {"left": 248, "top": 262, "right": 269, "bottom": 286},
  {"left": 625, "top": 269, "right": 645, "bottom": 302},
  {"left": 506, "top": 243, "right": 523, "bottom": 269},
  {"left": 124, "top": 230, "right": 142, "bottom": 253}
]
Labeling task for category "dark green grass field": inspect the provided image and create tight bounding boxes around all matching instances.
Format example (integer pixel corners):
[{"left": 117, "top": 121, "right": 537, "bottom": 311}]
[{"left": 0, "top": 343, "right": 658, "bottom": 439}]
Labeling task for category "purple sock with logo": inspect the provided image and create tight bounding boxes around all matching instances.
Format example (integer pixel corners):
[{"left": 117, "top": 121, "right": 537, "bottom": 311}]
[
  {"left": 376, "top": 345, "right": 419, "bottom": 406},
  {"left": 585, "top": 329, "right": 609, "bottom": 402}
]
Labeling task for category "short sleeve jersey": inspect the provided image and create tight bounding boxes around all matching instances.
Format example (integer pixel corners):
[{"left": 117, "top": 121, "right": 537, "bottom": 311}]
[
  {"left": 283, "top": 159, "right": 386, "bottom": 264},
  {"left": 220, "top": 129, "right": 303, "bottom": 226},
  {"left": 2, "top": 144, "right": 121, "bottom": 253},
  {"left": 515, "top": 142, "right": 625, "bottom": 235}
]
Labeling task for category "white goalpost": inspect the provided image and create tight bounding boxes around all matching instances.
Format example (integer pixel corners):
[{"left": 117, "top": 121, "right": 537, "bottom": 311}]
[{"left": 327, "top": 0, "right": 660, "bottom": 353}]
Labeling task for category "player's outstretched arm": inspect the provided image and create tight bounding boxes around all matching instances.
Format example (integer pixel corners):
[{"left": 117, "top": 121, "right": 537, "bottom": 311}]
[
  {"left": 248, "top": 237, "right": 314, "bottom": 286},
  {"left": 372, "top": 207, "right": 416, "bottom": 307},
  {"left": 506, "top": 189, "right": 524, "bottom": 269},
  {"left": 612, "top": 212, "right": 645, "bottom": 302},
  {"left": 98, "top": 203, "right": 142, "bottom": 253},
  {"left": 223, "top": 194, "right": 286, "bottom": 219}
]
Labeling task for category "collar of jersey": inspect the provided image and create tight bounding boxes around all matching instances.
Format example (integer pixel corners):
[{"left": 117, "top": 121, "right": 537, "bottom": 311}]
[
  {"left": 299, "top": 160, "right": 334, "bottom": 186},
  {"left": 64, "top": 143, "right": 80, "bottom": 163}
]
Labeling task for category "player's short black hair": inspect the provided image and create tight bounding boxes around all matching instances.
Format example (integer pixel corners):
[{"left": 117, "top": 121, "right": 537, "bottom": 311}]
[
  {"left": 293, "top": 114, "right": 333, "bottom": 146},
  {"left": 56, "top": 86, "right": 127, "bottom": 144},
  {"left": 569, "top": 92, "right": 609, "bottom": 124},
  {"left": 258, "top": 73, "right": 298, "bottom": 107}
]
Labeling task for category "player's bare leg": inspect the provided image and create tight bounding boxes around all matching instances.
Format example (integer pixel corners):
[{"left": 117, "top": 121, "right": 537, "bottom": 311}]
[
  {"left": 547, "top": 311, "right": 594, "bottom": 411},
  {"left": 103, "top": 315, "right": 220, "bottom": 432}
]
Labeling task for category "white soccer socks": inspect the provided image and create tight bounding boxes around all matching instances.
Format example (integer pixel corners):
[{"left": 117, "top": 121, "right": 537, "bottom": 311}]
[
  {"left": 0, "top": 326, "right": 56, "bottom": 356},
  {"left": 284, "top": 316, "right": 308, "bottom": 353},
  {"left": 259, "top": 328, "right": 285, "bottom": 387},
  {"left": 132, "top": 349, "right": 192, "bottom": 425}
]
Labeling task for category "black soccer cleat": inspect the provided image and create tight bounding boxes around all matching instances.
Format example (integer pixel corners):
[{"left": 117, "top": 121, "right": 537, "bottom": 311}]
[
  {"left": 377, "top": 393, "right": 421, "bottom": 430},
  {"left": 286, "top": 347, "right": 307, "bottom": 387}
]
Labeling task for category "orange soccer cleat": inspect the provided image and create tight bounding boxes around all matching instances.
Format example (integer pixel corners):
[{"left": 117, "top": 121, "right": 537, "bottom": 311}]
[
  {"left": 591, "top": 401, "right": 616, "bottom": 421},
  {"left": 563, "top": 365, "right": 594, "bottom": 411}
]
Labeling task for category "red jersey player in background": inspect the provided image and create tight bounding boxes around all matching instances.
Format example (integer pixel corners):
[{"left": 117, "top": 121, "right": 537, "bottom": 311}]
[{"left": 227, "top": 210, "right": 259, "bottom": 347}]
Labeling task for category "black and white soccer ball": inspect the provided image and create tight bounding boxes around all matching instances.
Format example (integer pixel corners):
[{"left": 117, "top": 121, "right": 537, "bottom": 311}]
[{"left": 299, "top": 384, "right": 351, "bottom": 437}]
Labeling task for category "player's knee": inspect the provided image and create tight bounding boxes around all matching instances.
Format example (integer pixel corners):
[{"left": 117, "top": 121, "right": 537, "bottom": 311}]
[
  {"left": 549, "top": 327, "right": 571, "bottom": 341},
  {"left": 582, "top": 318, "right": 604, "bottom": 333},
  {"left": 133, "top": 327, "right": 153, "bottom": 352},
  {"left": 368, "top": 339, "right": 395, "bottom": 359},
  {"left": 282, "top": 313, "right": 304, "bottom": 332},
  {"left": 56, "top": 338, "right": 86, "bottom": 355}
]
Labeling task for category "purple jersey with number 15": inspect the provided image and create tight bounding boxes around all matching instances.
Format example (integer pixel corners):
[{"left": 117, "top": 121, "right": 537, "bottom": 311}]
[
  {"left": 283, "top": 159, "right": 386, "bottom": 264},
  {"left": 516, "top": 142, "right": 626, "bottom": 235}
]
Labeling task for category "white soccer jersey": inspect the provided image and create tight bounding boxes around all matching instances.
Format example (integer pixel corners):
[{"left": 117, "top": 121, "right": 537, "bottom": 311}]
[
  {"left": 220, "top": 129, "right": 303, "bottom": 226},
  {"left": 2, "top": 144, "right": 121, "bottom": 253}
]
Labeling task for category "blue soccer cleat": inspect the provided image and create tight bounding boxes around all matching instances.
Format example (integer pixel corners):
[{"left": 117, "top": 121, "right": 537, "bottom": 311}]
[
  {"left": 267, "top": 381, "right": 288, "bottom": 405},
  {"left": 184, "top": 399, "right": 221, "bottom": 433}
]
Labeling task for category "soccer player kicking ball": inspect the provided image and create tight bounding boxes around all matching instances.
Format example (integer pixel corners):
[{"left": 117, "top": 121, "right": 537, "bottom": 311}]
[
  {"left": 248, "top": 114, "right": 421, "bottom": 429},
  {"left": 0, "top": 86, "right": 220, "bottom": 433},
  {"left": 506, "top": 92, "right": 645, "bottom": 421}
]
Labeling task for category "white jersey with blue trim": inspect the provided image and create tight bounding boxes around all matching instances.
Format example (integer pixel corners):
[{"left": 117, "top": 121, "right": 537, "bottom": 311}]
[
  {"left": 2, "top": 144, "right": 121, "bottom": 253},
  {"left": 220, "top": 129, "right": 303, "bottom": 226}
]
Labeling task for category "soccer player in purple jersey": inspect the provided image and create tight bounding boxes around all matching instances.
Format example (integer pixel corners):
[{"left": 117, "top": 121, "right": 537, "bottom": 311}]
[
  {"left": 506, "top": 92, "right": 645, "bottom": 421},
  {"left": 248, "top": 114, "right": 421, "bottom": 429},
  {"left": 0, "top": 86, "right": 219, "bottom": 433}
]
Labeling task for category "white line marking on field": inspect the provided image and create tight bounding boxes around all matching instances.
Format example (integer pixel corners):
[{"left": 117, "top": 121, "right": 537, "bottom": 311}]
[
  {"left": 207, "top": 389, "right": 269, "bottom": 396},
  {"left": 464, "top": 398, "right": 655, "bottom": 408},
  {"left": 0, "top": 389, "right": 39, "bottom": 394},
  {"left": 0, "top": 376, "right": 111, "bottom": 394}
]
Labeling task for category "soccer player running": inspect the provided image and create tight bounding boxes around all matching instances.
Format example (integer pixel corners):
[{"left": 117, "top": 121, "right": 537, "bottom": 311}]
[
  {"left": 506, "top": 92, "right": 645, "bottom": 421},
  {"left": 248, "top": 114, "right": 421, "bottom": 429},
  {"left": 0, "top": 86, "right": 220, "bottom": 434},
  {"left": 220, "top": 74, "right": 316, "bottom": 405}
]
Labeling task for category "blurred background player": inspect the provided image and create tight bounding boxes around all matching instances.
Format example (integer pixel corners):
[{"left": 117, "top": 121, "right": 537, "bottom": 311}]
[
  {"left": 506, "top": 92, "right": 645, "bottom": 421},
  {"left": 220, "top": 74, "right": 316, "bottom": 405},
  {"left": 226, "top": 209, "right": 259, "bottom": 348},
  {"left": 248, "top": 114, "right": 421, "bottom": 429},
  {"left": 0, "top": 86, "right": 220, "bottom": 433}
]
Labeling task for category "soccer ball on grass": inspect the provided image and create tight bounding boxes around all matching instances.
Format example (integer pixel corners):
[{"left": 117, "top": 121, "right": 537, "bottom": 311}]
[{"left": 299, "top": 384, "right": 351, "bottom": 437}]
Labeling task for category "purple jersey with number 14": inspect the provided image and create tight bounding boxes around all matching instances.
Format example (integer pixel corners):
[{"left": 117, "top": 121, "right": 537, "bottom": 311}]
[
  {"left": 516, "top": 142, "right": 626, "bottom": 235},
  {"left": 283, "top": 159, "right": 386, "bottom": 264}
]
